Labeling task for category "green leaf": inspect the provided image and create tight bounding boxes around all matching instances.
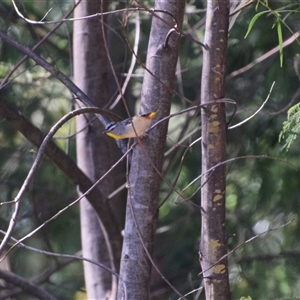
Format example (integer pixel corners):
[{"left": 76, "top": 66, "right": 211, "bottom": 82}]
[
  {"left": 279, "top": 102, "right": 300, "bottom": 150},
  {"left": 244, "top": 11, "right": 268, "bottom": 39},
  {"left": 276, "top": 19, "right": 284, "bottom": 67}
]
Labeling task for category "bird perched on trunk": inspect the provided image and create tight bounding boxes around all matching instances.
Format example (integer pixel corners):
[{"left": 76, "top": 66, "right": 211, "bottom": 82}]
[{"left": 103, "top": 111, "right": 158, "bottom": 140}]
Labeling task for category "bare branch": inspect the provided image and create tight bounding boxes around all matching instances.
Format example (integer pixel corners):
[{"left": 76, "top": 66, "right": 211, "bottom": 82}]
[
  {"left": 0, "top": 2, "right": 79, "bottom": 88},
  {"left": 127, "top": 187, "right": 186, "bottom": 299},
  {"left": 0, "top": 230, "right": 119, "bottom": 278},
  {"left": 2, "top": 143, "right": 133, "bottom": 260},
  {"left": 228, "top": 31, "right": 300, "bottom": 79},
  {"left": 0, "top": 107, "right": 126, "bottom": 258},
  {"left": 11, "top": 0, "right": 139, "bottom": 25},
  {"left": 229, "top": 81, "right": 275, "bottom": 129},
  {"left": 0, "top": 29, "right": 128, "bottom": 153},
  {"left": 109, "top": 12, "right": 141, "bottom": 110},
  {"left": 198, "top": 219, "right": 294, "bottom": 277},
  {"left": 0, "top": 269, "right": 59, "bottom": 300}
]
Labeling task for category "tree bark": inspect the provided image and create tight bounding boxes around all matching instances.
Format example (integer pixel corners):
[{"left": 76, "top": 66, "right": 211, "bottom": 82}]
[
  {"left": 73, "top": 1, "right": 122, "bottom": 299},
  {"left": 199, "top": 0, "right": 231, "bottom": 300},
  {"left": 117, "top": 1, "right": 185, "bottom": 299}
]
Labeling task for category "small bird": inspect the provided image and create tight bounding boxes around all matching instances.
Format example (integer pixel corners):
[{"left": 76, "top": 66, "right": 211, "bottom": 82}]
[{"left": 103, "top": 111, "right": 158, "bottom": 140}]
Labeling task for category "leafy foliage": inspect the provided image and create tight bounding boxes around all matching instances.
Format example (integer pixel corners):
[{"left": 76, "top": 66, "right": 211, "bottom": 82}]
[
  {"left": 0, "top": 0, "right": 300, "bottom": 299},
  {"left": 279, "top": 102, "right": 300, "bottom": 150},
  {"left": 244, "top": 0, "right": 300, "bottom": 67}
]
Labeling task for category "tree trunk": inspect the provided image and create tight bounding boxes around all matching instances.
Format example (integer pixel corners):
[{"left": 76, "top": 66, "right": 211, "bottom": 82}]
[
  {"left": 117, "top": 1, "right": 185, "bottom": 299},
  {"left": 73, "top": 1, "right": 122, "bottom": 299},
  {"left": 199, "top": 0, "right": 231, "bottom": 299}
]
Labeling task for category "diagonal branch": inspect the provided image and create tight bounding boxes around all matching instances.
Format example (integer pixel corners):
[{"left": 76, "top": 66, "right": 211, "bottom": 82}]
[
  {"left": 0, "top": 30, "right": 127, "bottom": 153},
  {"left": 228, "top": 30, "right": 300, "bottom": 79},
  {"left": 0, "top": 96, "right": 122, "bottom": 260},
  {"left": 0, "top": 269, "right": 59, "bottom": 300},
  {"left": 0, "top": 2, "right": 79, "bottom": 88}
]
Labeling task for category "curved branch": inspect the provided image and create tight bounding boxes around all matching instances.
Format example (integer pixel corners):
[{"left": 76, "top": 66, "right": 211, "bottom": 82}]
[
  {"left": 0, "top": 99, "right": 122, "bottom": 260},
  {"left": 0, "top": 269, "right": 58, "bottom": 300},
  {"left": 0, "top": 30, "right": 127, "bottom": 153},
  {"left": 229, "top": 81, "right": 275, "bottom": 129},
  {"left": 11, "top": 0, "right": 207, "bottom": 49},
  {"left": 4, "top": 143, "right": 132, "bottom": 260}
]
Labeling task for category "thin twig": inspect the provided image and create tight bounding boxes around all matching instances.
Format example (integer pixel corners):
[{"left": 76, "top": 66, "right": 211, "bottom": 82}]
[
  {"left": 0, "top": 107, "right": 132, "bottom": 258},
  {"left": 0, "top": 230, "right": 119, "bottom": 277},
  {"left": 108, "top": 11, "right": 141, "bottom": 110},
  {"left": 127, "top": 186, "right": 186, "bottom": 299},
  {"left": 177, "top": 284, "right": 204, "bottom": 300},
  {"left": 107, "top": 101, "right": 236, "bottom": 202},
  {"left": 2, "top": 142, "right": 133, "bottom": 261},
  {"left": 179, "top": 155, "right": 296, "bottom": 202},
  {"left": 229, "top": 81, "right": 275, "bottom": 130},
  {"left": 198, "top": 219, "right": 294, "bottom": 277},
  {"left": 229, "top": 0, "right": 256, "bottom": 17},
  {"left": 268, "top": 85, "right": 300, "bottom": 116},
  {"left": 0, "top": 2, "right": 79, "bottom": 88},
  {"left": 99, "top": 1, "right": 133, "bottom": 121},
  {"left": 148, "top": 98, "right": 237, "bottom": 133},
  {"left": 228, "top": 31, "right": 300, "bottom": 79},
  {"left": 134, "top": 0, "right": 207, "bottom": 49},
  {"left": 0, "top": 269, "right": 59, "bottom": 300},
  {"left": 11, "top": 0, "right": 139, "bottom": 25},
  {"left": 0, "top": 29, "right": 128, "bottom": 153},
  {"left": 161, "top": 135, "right": 203, "bottom": 208}
]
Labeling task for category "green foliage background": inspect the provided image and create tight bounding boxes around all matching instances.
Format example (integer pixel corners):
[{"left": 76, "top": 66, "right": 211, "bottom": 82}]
[{"left": 0, "top": 0, "right": 300, "bottom": 299}]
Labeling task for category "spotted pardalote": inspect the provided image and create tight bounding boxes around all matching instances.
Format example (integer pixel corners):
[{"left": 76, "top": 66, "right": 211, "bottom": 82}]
[{"left": 103, "top": 111, "right": 158, "bottom": 139}]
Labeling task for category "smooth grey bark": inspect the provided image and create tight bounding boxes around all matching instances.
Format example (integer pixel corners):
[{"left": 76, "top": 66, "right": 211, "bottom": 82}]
[
  {"left": 73, "top": 1, "right": 122, "bottom": 299},
  {"left": 199, "top": 0, "right": 231, "bottom": 299},
  {"left": 117, "top": 1, "right": 185, "bottom": 299}
]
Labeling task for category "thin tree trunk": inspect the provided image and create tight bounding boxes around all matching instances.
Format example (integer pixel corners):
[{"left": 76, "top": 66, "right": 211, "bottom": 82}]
[
  {"left": 73, "top": 1, "right": 121, "bottom": 298},
  {"left": 199, "top": 0, "right": 231, "bottom": 299},
  {"left": 117, "top": 1, "right": 185, "bottom": 299}
]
